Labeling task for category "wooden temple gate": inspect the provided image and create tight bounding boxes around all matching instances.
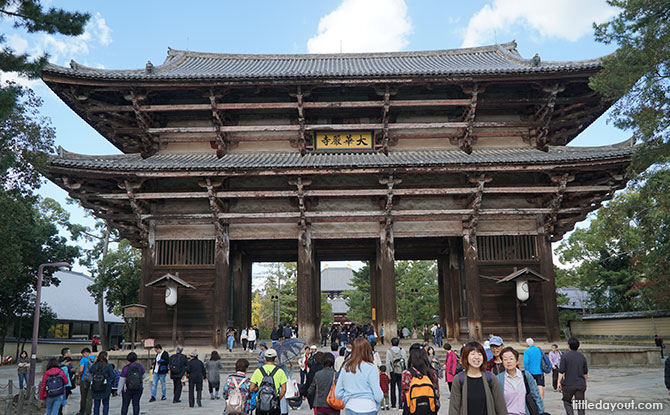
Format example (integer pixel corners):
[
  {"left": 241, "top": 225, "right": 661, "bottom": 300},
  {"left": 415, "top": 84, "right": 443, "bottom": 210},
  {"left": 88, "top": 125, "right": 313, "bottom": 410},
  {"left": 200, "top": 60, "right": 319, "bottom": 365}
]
[{"left": 42, "top": 42, "right": 631, "bottom": 345}]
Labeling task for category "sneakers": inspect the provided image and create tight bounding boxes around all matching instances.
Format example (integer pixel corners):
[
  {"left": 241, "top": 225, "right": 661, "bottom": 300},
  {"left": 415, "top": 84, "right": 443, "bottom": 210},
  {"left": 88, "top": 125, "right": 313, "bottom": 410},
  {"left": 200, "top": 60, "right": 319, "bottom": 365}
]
[
  {"left": 210, "top": 395, "right": 215, "bottom": 400},
  {"left": 161, "top": 396, "right": 167, "bottom": 400},
  {"left": 149, "top": 397, "right": 156, "bottom": 402}
]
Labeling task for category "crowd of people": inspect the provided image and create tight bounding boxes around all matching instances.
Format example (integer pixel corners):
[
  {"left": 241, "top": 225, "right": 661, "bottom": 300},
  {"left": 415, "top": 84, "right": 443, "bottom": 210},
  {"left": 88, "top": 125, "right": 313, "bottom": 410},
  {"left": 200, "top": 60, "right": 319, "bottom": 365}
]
[{"left": 27, "top": 327, "right": 596, "bottom": 415}]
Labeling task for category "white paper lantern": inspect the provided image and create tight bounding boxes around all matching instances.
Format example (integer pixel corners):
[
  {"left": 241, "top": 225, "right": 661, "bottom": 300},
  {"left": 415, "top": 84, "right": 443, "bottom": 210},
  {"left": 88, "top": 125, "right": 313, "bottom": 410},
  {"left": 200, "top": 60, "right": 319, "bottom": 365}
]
[
  {"left": 516, "top": 279, "right": 529, "bottom": 302},
  {"left": 165, "top": 282, "right": 178, "bottom": 306}
]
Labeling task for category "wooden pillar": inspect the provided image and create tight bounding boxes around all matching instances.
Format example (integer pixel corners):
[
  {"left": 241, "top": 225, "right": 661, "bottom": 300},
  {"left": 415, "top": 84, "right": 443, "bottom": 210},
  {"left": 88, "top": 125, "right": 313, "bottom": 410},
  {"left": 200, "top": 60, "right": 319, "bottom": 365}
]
[
  {"left": 376, "top": 228, "right": 397, "bottom": 340},
  {"left": 538, "top": 234, "right": 561, "bottom": 341},
  {"left": 214, "top": 225, "right": 230, "bottom": 347},
  {"left": 139, "top": 221, "right": 155, "bottom": 341},
  {"left": 438, "top": 255, "right": 454, "bottom": 339},
  {"left": 370, "top": 259, "right": 379, "bottom": 329},
  {"left": 313, "top": 259, "right": 322, "bottom": 330},
  {"left": 232, "top": 247, "right": 245, "bottom": 337},
  {"left": 297, "top": 224, "right": 318, "bottom": 344},
  {"left": 242, "top": 257, "right": 253, "bottom": 331},
  {"left": 448, "top": 241, "right": 462, "bottom": 340},
  {"left": 463, "top": 229, "right": 483, "bottom": 341}
]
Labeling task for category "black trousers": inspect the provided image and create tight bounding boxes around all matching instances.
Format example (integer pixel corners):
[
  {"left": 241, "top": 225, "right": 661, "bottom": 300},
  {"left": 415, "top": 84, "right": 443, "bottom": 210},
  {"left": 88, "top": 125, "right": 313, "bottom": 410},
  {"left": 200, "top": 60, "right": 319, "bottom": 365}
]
[
  {"left": 562, "top": 385, "right": 586, "bottom": 415},
  {"left": 121, "top": 389, "right": 142, "bottom": 415},
  {"left": 172, "top": 377, "right": 183, "bottom": 402},
  {"left": 208, "top": 381, "right": 220, "bottom": 394},
  {"left": 188, "top": 380, "right": 203, "bottom": 407},
  {"left": 390, "top": 372, "right": 402, "bottom": 407},
  {"left": 552, "top": 368, "right": 560, "bottom": 390}
]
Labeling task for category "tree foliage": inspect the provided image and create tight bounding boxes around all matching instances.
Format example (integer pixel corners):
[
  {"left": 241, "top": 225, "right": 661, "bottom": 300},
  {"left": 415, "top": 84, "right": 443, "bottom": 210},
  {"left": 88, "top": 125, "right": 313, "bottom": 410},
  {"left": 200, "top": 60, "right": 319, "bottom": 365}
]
[
  {"left": 89, "top": 239, "right": 141, "bottom": 317},
  {"left": 252, "top": 263, "right": 333, "bottom": 329},
  {"left": 0, "top": 0, "right": 89, "bottom": 119},
  {"left": 0, "top": 85, "right": 54, "bottom": 195},
  {"left": 0, "top": 192, "right": 79, "bottom": 353},
  {"left": 591, "top": 0, "right": 670, "bottom": 172},
  {"left": 345, "top": 261, "right": 439, "bottom": 329},
  {"left": 557, "top": 169, "right": 670, "bottom": 311}
]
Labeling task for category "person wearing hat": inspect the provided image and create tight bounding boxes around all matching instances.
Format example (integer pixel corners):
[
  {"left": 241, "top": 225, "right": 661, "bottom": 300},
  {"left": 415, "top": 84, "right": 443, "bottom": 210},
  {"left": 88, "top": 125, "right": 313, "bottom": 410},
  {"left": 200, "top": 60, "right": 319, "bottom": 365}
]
[
  {"left": 249, "top": 348, "right": 288, "bottom": 415},
  {"left": 186, "top": 351, "right": 206, "bottom": 407},
  {"left": 486, "top": 336, "right": 505, "bottom": 375}
]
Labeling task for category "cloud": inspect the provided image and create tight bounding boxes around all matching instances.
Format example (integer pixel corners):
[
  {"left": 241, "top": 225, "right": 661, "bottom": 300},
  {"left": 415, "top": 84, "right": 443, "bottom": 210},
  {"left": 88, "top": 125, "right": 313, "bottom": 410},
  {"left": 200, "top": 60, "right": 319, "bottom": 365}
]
[
  {"left": 307, "top": 0, "right": 412, "bottom": 53},
  {"left": 6, "top": 11, "right": 113, "bottom": 66},
  {"left": 461, "top": 0, "right": 617, "bottom": 47}
]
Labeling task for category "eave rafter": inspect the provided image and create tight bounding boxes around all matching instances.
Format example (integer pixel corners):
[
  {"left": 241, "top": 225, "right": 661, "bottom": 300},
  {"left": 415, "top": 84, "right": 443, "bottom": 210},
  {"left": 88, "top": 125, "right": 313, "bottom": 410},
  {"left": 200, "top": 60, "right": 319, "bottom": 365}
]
[
  {"left": 457, "top": 83, "right": 484, "bottom": 154},
  {"left": 119, "top": 180, "right": 149, "bottom": 245},
  {"left": 209, "top": 88, "right": 230, "bottom": 158},
  {"left": 124, "top": 91, "right": 159, "bottom": 158},
  {"left": 533, "top": 83, "right": 565, "bottom": 151}
]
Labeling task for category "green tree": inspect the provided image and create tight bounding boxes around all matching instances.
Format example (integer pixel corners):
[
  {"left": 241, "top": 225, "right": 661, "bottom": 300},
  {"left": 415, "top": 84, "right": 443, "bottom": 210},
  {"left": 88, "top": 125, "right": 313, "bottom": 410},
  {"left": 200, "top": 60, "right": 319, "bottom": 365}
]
[
  {"left": 590, "top": 0, "right": 670, "bottom": 172},
  {"left": 87, "top": 239, "right": 141, "bottom": 341},
  {"left": 344, "top": 261, "right": 439, "bottom": 329},
  {"left": 396, "top": 261, "right": 439, "bottom": 330},
  {"left": 557, "top": 169, "right": 670, "bottom": 311},
  {"left": 1, "top": 0, "right": 89, "bottom": 119},
  {"left": 0, "top": 192, "right": 79, "bottom": 355}
]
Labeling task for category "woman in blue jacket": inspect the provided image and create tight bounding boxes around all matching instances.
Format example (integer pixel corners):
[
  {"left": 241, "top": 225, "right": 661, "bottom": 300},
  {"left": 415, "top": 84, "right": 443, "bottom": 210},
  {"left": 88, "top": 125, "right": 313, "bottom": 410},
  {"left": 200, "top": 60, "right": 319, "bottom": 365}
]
[
  {"left": 495, "top": 347, "right": 544, "bottom": 415},
  {"left": 335, "top": 337, "right": 383, "bottom": 415},
  {"left": 89, "top": 351, "right": 116, "bottom": 415}
]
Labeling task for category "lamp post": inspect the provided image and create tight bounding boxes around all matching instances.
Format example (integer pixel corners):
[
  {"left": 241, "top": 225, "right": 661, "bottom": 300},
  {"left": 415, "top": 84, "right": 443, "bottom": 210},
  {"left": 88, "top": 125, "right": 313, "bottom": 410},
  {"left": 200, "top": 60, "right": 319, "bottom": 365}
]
[
  {"left": 28, "top": 262, "right": 71, "bottom": 399},
  {"left": 410, "top": 288, "right": 419, "bottom": 329},
  {"left": 271, "top": 295, "right": 279, "bottom": 327}
]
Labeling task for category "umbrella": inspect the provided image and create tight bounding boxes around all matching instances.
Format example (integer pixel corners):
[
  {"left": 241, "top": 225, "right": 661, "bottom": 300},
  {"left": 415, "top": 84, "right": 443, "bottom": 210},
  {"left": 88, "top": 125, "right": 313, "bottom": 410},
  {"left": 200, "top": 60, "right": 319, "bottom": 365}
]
[{"left": 271, "top": 338, "right": 306, "bottom": 365}]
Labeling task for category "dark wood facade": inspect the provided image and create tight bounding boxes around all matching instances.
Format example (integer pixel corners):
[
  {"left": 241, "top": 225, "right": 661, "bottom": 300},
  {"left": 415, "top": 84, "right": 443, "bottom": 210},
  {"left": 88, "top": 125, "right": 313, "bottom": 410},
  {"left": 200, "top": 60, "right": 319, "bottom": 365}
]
[{"left": 43, "top": 42, "right": 631, "bottom": 344}]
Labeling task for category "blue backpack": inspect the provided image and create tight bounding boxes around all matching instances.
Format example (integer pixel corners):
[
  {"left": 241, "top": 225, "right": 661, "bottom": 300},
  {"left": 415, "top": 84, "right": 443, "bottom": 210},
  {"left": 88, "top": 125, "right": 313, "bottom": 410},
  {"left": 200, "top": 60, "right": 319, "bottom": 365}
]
[{"left": 540, "top": 352, "right": 552, "bottom": 374}]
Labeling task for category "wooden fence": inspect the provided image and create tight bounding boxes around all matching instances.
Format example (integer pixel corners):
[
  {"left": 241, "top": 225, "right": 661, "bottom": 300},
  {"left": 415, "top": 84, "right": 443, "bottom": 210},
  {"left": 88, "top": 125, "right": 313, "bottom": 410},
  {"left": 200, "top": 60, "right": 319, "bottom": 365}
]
[{"left": 0, "top": 381, "right": 40, "bottom": 415}]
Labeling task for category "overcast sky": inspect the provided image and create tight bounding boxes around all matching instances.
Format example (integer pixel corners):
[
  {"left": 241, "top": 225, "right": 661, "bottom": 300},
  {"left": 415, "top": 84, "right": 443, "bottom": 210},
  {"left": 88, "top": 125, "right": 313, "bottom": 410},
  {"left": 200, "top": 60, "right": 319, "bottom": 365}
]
[{"left": 1, "top": 0, "right": 630, "bottom": 275}]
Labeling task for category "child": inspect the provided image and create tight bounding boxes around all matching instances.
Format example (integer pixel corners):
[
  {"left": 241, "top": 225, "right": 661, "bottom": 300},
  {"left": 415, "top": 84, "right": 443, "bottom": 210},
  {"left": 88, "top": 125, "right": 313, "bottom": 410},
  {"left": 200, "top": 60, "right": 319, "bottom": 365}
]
[
  {"left": 379, "top": 365, "right": 390, "bottom": 410},
  {"left": 110, "top": 363, "right": 121, "bottom": 397}
]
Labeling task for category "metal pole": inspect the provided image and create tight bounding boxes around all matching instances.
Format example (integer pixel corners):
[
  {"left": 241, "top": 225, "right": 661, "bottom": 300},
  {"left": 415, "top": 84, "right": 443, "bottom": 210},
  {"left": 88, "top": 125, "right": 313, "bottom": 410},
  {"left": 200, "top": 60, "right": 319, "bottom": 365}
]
[
  {"left": 277, "top": 273, "right": 281, "bottom": 327},
  {"left": 28, "top": 262, "right": 70, "bottom": 400}
]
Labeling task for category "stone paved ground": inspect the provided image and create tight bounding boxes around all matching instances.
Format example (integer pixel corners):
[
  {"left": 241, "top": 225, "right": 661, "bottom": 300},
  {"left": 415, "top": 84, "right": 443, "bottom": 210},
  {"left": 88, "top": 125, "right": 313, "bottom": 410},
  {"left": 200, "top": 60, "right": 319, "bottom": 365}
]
[{"left": 1, "top": 364, "right": 667, "bottom": 414}]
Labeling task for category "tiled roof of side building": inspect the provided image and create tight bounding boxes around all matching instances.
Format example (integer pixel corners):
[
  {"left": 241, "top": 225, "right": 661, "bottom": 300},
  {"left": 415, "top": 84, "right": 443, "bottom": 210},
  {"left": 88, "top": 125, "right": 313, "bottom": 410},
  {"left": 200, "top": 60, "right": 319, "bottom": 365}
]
[
  {"left": 43, "top": 41, "right": 603, "bottom": 81},
  {"left": 48, "top": 141, "right": 633, "bottom": 172}
]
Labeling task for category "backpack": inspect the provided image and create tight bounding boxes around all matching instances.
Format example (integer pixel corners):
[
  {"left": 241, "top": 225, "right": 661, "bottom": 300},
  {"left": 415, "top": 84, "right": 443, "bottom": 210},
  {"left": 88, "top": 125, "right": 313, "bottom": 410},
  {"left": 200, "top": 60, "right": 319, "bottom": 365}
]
[
  {"left": 169, "top": 354, "right": 186, "bottom": 378},
  {"left": 403, "top": 369, "right": 437, "bottom": 415},
  {"left": 521, "top": 370, "right": 541, "bottom": 415},
  {"left": 226, "top": 376, "right": 248, "bottom": 414},
  {"left": 540, "top": 351, "right": 552, "bottom": 374},
  {"left": 257, "top": 366, "right": 279, "bottom": 413},
  {"left": 46, "top": 373, "right": 65, "bottom": 397},
  {"left": 91, "top": 366, "right": 107, "bottom": 393},
  {"left": 125, "top": 364, "right": 143, "bottom": 391},
  {"left": 390, "top": 348, "right": 406, "bottom": 375}
]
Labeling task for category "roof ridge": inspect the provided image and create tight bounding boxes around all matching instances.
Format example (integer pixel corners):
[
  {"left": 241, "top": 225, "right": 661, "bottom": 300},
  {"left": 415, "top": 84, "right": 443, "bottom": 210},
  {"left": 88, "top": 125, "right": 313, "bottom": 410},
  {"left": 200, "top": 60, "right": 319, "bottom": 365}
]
[{"left": 163, "top": 41, "right": 519, "bottom": 61}]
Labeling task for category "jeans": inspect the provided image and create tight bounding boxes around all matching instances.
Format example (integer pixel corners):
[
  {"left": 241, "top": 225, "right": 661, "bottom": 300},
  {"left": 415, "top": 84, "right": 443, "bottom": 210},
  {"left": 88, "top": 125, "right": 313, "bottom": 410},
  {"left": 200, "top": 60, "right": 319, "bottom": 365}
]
[
  {"left": 300, "top": 369, "right": 307, "bottom": 384},
  {"left": 248, "top": 340, "right": 256, "bottom": 350},
  {"left": 390, "top": 372, "right": 402, "bottom": 407},
  {"left": 345, "top": 409, "right": 378, "bottom": 415},
  {"left": 121, "top": 389, "right": 142, "bottom": 415},
  {"left": 152, "top": 372, "right": 166, "bottom": 398},
  {"left": 188, "top": 380, "right": 202, "bottom": 407},
  {"left": 93, "top": 397, "right": 110, "bottom": 415},
  {"left": 18, "top": 373, "right": 28, "bottom": 390},
  {"left": 46, "top": 394, "right": 64, "bottom": 415},
  {"left": 227, "top": 336, "right": 234, "bottom": 351}
]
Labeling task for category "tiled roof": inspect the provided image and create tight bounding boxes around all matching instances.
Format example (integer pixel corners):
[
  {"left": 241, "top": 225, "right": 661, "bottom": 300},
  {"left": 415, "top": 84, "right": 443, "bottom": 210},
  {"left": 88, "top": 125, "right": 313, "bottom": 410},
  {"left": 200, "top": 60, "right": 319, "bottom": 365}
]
[
  {"left": 43, "top": 42, "right": 603, "bottom": 81},
  {"left": 49, "top": 142, "right": 633, "bottom": 173}
]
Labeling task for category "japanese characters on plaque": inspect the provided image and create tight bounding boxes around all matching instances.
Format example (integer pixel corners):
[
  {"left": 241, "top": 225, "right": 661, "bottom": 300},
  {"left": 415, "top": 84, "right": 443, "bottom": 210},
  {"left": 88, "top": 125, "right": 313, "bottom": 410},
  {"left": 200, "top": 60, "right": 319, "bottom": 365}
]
[{"left": 314, "top": 131, "right": 374, "bottom": 151}]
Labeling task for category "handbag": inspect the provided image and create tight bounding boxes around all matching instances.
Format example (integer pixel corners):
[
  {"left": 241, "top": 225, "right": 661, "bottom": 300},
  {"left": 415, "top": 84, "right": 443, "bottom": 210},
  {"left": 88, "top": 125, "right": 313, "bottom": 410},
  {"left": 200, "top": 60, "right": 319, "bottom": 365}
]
[
  {"left": 326, "top": 371, "right": 345, "bottom": 410},
  {"left": 522, "top": 370, "right": 541, "bottom": 415}
]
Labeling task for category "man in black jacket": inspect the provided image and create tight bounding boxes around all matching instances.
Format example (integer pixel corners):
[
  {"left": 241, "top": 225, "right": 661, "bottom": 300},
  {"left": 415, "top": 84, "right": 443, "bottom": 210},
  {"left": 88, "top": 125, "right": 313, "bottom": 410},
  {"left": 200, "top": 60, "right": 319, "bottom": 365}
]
[
  {"left": 186, "top": 351, "right": 206, "bottom": 407},
  {"left": 665, "top": 356, "right": 670, "bottom": 397},
  {"left": 168, "top": 346, "right": 187, "bottom": 403}
]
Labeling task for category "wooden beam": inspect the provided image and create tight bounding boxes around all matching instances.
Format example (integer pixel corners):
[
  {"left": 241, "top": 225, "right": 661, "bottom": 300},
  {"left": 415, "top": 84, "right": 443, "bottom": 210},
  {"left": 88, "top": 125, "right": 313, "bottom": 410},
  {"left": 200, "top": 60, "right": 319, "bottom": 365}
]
[
  {"left": 124, "top": 91, "right": 159, "bottom": 158},
  {"left": 458, "top": 84, "right": 482, "bottom": 154},
  {"left": 209, "top": 89, "right": 229, "bottom": 157},
  {"left": 534, "top": 83, "right": 565, "bottom": 151},
  {"left": 93, "top": 185, "right": 613, "bottom": 201},
  {"left": 143, "top": 120, "right": 538, "bottom": 134}
]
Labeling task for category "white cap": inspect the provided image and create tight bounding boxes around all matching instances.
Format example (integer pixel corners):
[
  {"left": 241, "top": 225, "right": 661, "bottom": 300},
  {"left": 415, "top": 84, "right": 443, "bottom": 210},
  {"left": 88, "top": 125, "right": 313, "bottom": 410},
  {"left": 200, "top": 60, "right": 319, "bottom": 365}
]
[
  {"left": 310, "top": 345, "right": 317, "bottom": 350},
  {"left": 264, "top": 348, "right": 278, "bottom": 358}
]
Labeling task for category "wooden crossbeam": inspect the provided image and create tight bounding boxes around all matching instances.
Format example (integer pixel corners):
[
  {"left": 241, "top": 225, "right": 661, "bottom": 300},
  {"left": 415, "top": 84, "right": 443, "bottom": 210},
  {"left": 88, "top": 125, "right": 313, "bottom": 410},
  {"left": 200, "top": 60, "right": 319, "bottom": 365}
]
[
  {"left": 142, "top": 120, "right": 537, "bottom": 135},
  {"left": 89, "top": 185, "right": 614, "bottom": 200}
]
